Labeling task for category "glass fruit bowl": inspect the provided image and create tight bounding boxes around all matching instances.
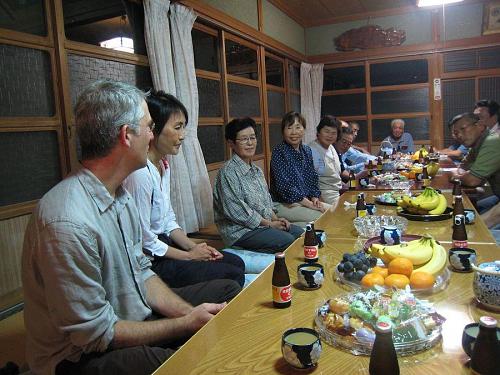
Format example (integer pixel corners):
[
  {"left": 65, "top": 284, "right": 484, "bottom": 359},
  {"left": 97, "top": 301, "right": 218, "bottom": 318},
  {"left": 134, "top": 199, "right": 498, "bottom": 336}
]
[{"left": 353, "top": 215, "right": 408, "bottom": 238}]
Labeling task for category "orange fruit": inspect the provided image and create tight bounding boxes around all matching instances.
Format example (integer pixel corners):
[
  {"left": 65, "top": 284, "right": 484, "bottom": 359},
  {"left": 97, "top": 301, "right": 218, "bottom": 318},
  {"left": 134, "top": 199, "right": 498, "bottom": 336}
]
[
  {"left": 370, "top": 266, "right": 389, "bottom": 279},
  {"left": 388, "top": 257, "right": 414, "bottom": 278},
  {"left": 384, "top": 274, "right": 410, "bottom": 289},
  {"left": 410, "top": 271, "right": 435, "bottom": 289},
  {"left": 361, "top": 273, "right": 385, "bottom": 288}
]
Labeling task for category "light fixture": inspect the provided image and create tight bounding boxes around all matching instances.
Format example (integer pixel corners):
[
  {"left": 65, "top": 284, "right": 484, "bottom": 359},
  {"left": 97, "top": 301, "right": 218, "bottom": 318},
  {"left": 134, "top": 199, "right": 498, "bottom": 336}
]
[
  {"left": 417, "top": 0, "right": 463, "bottom": 7},
  {"left": 100, "top": 37, "right": 134, "bottom": 53}
]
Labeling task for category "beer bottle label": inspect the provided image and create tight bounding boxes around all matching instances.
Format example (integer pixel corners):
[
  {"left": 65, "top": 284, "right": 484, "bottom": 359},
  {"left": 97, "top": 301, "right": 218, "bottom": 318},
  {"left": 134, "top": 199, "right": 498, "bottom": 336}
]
[
  {"left": 423, "top": 178, "right": 430, "bottom": 187},
  {"left": 452, "top": 240, "right": 468, "bottom": 248},
  {"left": 357, "top": 209, "right": 367, "bottom": 217},
  {"left": 272, "top": 284, "right": 291, "bottom": 303},
  {"left": 350, "top": 179, "right": 358, "bottom": 188},
  {"left": 304, "top": 245, "right": 319, "bottom": 260}
]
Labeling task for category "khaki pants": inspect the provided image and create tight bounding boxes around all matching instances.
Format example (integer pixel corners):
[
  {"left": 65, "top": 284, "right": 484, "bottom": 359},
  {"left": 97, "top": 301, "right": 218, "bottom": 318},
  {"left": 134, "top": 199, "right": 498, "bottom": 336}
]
[{"left": 273, "top": 202, "right": 330, "bottom": 227}]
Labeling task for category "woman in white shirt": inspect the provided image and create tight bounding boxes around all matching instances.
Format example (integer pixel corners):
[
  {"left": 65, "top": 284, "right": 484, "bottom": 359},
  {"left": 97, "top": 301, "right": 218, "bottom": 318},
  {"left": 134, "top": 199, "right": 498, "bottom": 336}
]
[
  {"left": 124, "top": 91, "right": 245, "bottom": 288},
  {"left": 308, "top": 115, "right": 343, "bottom": 206}
]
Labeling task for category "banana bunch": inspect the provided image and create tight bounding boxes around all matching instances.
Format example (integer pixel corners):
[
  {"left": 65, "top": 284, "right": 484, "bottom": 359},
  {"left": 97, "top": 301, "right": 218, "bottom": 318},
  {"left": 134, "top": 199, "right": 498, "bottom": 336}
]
[
  {"left": 369, "top": 235, "right": 447, "bottom": 276},
  {"left": 369, "top": 235, "right": 434, "bottom": 266},
  {"left": 397, "top": 187, "right": 447, "bottom": 215}
]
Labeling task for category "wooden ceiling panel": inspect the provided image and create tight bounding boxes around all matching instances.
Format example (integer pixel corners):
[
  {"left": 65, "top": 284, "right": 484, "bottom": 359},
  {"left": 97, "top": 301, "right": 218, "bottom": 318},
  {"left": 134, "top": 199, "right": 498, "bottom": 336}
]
[
  {"left": 358, "top": 0, "right": 415, "bottom": 12},
  {"left": 318, "top": 0, "right": 365, "bottom": 18}
]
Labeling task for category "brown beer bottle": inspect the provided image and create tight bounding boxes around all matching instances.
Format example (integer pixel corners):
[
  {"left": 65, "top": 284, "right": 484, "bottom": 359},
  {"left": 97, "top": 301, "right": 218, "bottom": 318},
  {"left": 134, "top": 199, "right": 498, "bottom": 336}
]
[
  {"left": 470, "top": 316, "right": 499, "bottom": 375},
  {"left": 452, "top": 214, "right": 468, "bottom": 248},
  {"left": 356, "top": 193, "right": 367, "bottom": 217},
  {"left": 418, "top": 149, "right": 424, "bottom": 164},
  {"left": 429, "top": 145, "right": 435, "bottom": 154},
  {"left": 452, "top": 180, "right": 462, "bottom": 199},
  {"left": 349, "top": 171, "right": 357, "bottom": 190},
  {"left": 272, "top": 253, "right": 291, "bottom": 308},
  {"left": 422, "top": 166, "right": 430, "bottom": 187},
  {"left": 304, "top": 223, "right": 319, "bottom": 263},
  {"left": 453, "top": 195, "right": 465, "bottom": 219},
  {"left": 377, "top": 156, "right": 383, "bottom": 172},
  {"left": 369, "top": 322, "right": 399, "bottom": 375}
]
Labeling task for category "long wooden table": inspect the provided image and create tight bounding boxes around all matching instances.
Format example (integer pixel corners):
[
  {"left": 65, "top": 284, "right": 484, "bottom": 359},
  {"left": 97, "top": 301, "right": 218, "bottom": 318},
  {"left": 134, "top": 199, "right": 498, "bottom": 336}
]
[{"left": 155, "top": 195, "right": 499, "bottom": 375}]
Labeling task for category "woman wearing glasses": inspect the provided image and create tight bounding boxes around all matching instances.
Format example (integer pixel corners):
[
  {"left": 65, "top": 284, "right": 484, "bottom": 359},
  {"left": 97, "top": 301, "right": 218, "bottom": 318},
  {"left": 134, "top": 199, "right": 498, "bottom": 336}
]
[
  {"left": 270, "top": 111, "right": 330, "bottom": 227},
  {"left": 123, "top": 90, "right": 245, "bottom": 296},
  {"left": 213, "top": 118, "right": 303, "bottom": 253}
]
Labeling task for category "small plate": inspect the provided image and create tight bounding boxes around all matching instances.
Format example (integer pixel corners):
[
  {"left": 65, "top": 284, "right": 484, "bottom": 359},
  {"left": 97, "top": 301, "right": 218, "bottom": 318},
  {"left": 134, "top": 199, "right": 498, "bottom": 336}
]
[
  {"left": 398, "top": 207, "right": 452, "bottom": 222},
  {"left": 374, "top": 197, "right": 397, "bottom": 206}
]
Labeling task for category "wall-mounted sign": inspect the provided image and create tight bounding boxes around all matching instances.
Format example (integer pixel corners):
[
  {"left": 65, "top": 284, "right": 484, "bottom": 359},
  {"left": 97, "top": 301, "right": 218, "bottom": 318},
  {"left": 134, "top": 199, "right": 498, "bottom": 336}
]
[{"left": 433, "top": 78, "right": 441, "bottom": 101}]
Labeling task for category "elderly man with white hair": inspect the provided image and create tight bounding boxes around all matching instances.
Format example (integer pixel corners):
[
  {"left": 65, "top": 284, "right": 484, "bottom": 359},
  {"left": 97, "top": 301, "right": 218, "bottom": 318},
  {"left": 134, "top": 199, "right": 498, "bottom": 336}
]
[{"left": 381, "top": 118, "right": 415, "bottom": 154}]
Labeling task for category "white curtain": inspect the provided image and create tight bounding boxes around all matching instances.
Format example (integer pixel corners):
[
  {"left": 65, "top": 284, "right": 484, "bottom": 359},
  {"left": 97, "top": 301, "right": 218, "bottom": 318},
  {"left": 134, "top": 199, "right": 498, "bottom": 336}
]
[
  {"left": 144, "top": 0, "right": 213, "bottom": 232},
  {"left": 300, "top": 63, "right": 324, "bottom": 144}
]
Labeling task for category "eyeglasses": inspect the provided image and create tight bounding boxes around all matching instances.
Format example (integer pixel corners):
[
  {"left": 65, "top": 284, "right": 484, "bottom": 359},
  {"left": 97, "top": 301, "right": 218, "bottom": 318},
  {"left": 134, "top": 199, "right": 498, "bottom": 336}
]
[
  {"left": 148, "top": 122, "right": 156, "bottom": 132},
  {"left": 235, "top": 136, "right": 257, "bottom": 144}
]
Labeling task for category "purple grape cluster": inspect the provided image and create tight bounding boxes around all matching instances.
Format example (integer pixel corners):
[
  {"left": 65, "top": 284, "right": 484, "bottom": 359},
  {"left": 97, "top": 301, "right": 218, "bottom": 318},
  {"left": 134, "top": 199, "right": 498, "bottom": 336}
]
[{"left": 337, "top": 250, "right": 377, "bottom": 281}]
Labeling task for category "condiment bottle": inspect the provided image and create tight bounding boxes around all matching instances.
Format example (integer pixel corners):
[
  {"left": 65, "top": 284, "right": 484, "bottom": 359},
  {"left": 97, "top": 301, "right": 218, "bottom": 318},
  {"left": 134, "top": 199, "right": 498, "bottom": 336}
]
[
  {"left": 429, "top": 145, "right": 435, "bottom": 154},
  {"left": 422, "top": 166, "right": 430, "bottom": 187},
  {"left": 377, "top": 157, "right": 383, "bottom": 172},
  {"left": 453, "top": 195, "right": 465, "bottom": 219},
  {"left": 356, "top": 193, "right": 367, "bottom": 217},
  {"left": 470, "top": 316, "right": 499, "bottom": 375},
  {"left": 348, "top": 171, "right": 357, "bottom": 190},
  {"left": 303, "top": 223, "right": 319, "bottom": 263},
  {"left": 452, "top": 214, "right": 468, "bottom": 248},
  {"left": 272, "top": 252, "right": 291, "bottom": 308},
  {"left": 369, "top": 322, "right": 399, "bottom": 375},
  {"left": 418, "top": 149, "right": 424, "bottom": 164},
  {"left": 452, "top": 180, "right": 462, "bottom": 199}
]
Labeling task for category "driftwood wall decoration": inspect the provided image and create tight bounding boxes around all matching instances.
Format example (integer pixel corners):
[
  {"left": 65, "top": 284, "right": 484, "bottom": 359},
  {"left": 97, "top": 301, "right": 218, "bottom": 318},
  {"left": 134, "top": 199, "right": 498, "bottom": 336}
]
[{"left": 334, "top": 25, "right": 406, "bottom": 51}]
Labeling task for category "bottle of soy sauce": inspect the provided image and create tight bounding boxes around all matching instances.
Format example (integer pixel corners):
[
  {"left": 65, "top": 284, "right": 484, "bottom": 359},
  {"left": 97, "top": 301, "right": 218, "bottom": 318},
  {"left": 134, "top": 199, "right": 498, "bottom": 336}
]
[
  {"left": 272, "top": 253, "right": 291, "bottom": 308},
  {"left": 422, "top": 166, "right": 430, "bottom": 187},
  {"left": 303, "top": 223, "right": 319, "bottom": 263},
  {"left": 470, "top": 316, "right": 499, "bottom": 375},
  {"left": 349, "top": 171, "right": 357, "bottom": 190},
  {"left": 369, "top": 322, "right": 399, "bottom": 375},
  {"left": 356, "top": 193, "right": 367, "bottom": 217},
  {"left": 452, "top": 214, "right": 468, "bottom": 248}
]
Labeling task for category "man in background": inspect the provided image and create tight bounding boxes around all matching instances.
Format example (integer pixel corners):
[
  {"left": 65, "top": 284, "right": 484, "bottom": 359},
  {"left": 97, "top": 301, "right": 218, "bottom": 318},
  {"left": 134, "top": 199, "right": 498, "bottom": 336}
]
[
  {"left": 474, "top": 99, "right": 499, "bottom": 134},
  {"left": 381, "top": 118, "right": 415, "bottom": 153}
]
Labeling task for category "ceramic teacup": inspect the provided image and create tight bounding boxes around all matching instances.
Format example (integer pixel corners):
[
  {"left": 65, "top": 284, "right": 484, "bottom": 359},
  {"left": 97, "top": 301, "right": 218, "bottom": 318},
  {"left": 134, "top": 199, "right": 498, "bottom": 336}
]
[
  {"left": 315, "top": 230, "right": 326, "bottom": 248},
  {"left": 464, "top": 209, "right": 476, "bottom": 224},
  {"left": 359, "top": 177, "right": 370, "bottom": 187},
  {"left": 297, "top": 263, "right": 324, "bottom": 289},
  {"left": 448, "top": 248, "right": 476, "bottom": 272},
  {"left": 366, "top": 203, "right": 376, "bottom": 215},
  {"left": 282, "top": 328, "right": 322, "bottom": 369},
  {"left": 380, "top": 225, "right": 401, "bottom": 245}
]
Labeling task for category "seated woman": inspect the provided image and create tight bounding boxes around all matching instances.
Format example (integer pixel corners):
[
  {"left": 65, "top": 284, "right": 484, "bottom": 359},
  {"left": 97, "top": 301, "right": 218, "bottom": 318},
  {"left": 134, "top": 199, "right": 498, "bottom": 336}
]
[
  {"left": 123, "top": 90, "right": 245, "bottom": 288},
  {"left": 308, "top": 115, "right": 343, "bottom": 205},
  {"left": 270, "top": 111, "right": 330, "bottom": 227},
  {"left": 213, "top": 118, "right": 303, "bottom": 253}
]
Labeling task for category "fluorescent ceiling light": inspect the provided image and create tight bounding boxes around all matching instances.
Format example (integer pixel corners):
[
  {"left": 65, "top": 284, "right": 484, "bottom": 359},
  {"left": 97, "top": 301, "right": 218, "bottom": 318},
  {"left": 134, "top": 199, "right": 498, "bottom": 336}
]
[
  {"left": 417, "top": 0, "right": 463, "bottom": 7},
  {"left": 100, "top": 37, "right": 134, "bottom": 53}
]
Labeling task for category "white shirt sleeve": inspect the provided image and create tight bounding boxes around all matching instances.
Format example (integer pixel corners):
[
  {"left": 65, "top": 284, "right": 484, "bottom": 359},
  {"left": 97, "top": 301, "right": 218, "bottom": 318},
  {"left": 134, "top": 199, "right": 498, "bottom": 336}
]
[
  {"left": 161, "top": 165, "right": 182, "bottom": 236},
  {"left": 123, "top": 166, "right": 169, "bottom": 257}
]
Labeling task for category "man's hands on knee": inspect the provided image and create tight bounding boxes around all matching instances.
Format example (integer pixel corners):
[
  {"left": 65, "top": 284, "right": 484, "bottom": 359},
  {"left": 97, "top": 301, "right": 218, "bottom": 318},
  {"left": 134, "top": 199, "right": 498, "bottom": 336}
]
[{"left": 184, "top": 302, "right": 227, "bottom": 332}]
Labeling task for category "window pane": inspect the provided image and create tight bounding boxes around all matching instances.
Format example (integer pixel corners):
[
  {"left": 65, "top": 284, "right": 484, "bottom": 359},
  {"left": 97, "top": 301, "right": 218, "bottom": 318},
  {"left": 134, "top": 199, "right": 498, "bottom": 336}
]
[
  {"left": 372, "top": 117, "right": 430, "bottom": 142},
  {"left": 67, "top": 54, "right": 152, "bottom": 107},
  {"left": 197, "top": 126, "right": 225, "bottom": 164},
  {"left": 323, "top": 66, "right": 365, "bottom": 90},
  {"left": 479, "top": 77, "right": 500, "bottom": 104},
  {"left": 268, "top": 123, "right": 282, "bottom": 151},
  {"left": 225, "top": 39, "right": 258, "bottom": 80},
  {"left": 321, "top": 94, "right": 366, "bottom": 117},
  {"left": 351, "top": 120, "right": 368, "bottom": 143},
  {"left": 290, "top": 93, "right": 300, "bottom": 113},
  {"left": 62, "top": 0, "right": 146, "bottom": 55},
  {"left": 267, "top": 91, "right": 285, "bottom": 119},
  {"left": 255, "top": 123, "right": 263, "bottom": 155},
  {"left": 192, "top": 28, "right": 219, "bottom": 72},
  {"left": 228, "top": 82, "right": 260, "bottom": 118},
  {"left": 197, "top": 77, "right": 221, "bottom": 117},
  {"left": 289, "top": 64, "right": 300, "bottom": 90},
  {"left": 478, "top": 47, "right": 500, "bottom": 70},
  {"left": 0, "top": 44, "right": 54, "bottom": 116},
  {"left": 0, "top": 130, "right": 61, "bottom": 206},
  {"left": 265, "top": 56, "right": 283, "bottom": 87},
  {"left": 371, "top": 88, "right": 429, "bottom": 114},
  {"left": 370, "top": 60, "right": 428, "bottom": 86},
  {"left": 443, "top": 50, "right": 477, "bottom": 73},
  {"left": 0, "top": 0, "right": 47, "bottom": 35}
]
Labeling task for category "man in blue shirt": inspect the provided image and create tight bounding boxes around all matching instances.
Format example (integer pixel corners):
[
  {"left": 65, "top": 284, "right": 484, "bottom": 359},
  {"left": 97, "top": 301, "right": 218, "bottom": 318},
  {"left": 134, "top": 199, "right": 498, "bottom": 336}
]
[
  {"left": 342, "top": 122, "right": 376, "bottom": 173},
  {"left": 381, "top": 119, "right": 415, "bottom": 154}
]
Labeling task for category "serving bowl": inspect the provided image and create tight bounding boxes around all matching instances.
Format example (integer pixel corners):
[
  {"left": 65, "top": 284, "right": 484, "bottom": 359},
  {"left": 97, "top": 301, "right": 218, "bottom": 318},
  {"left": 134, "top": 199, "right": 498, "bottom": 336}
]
[
  {"left": 472, "top": 261, "right": 500, "bottom": 311},
  {"left": 353, "top": 215, "right": 408, "bottom": 238}
]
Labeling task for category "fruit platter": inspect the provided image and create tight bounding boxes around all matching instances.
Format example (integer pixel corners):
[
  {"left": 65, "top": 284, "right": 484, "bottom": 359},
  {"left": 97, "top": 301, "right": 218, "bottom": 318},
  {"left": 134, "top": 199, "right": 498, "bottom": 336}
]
[
  {"left": 335, "top": 236, "right": 450, "bottom": 295},
  {"left": 315, "top": 288, "right": 445, "bottom": 355},
  {"left": 397, "top": 187, "right": 452, "bottom": 221}
]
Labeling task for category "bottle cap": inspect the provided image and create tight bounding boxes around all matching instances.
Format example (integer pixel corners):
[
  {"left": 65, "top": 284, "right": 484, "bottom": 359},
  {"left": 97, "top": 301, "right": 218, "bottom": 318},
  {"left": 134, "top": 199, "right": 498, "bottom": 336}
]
[
  {"left": 275, "top": 252, "right": 285, "bottom": 259},
  {"left": 479, "top": 316, "right": 498, "bottom": 328},
  {"left": 375, "top": 321, "right": 392, "bottom": 333}
]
